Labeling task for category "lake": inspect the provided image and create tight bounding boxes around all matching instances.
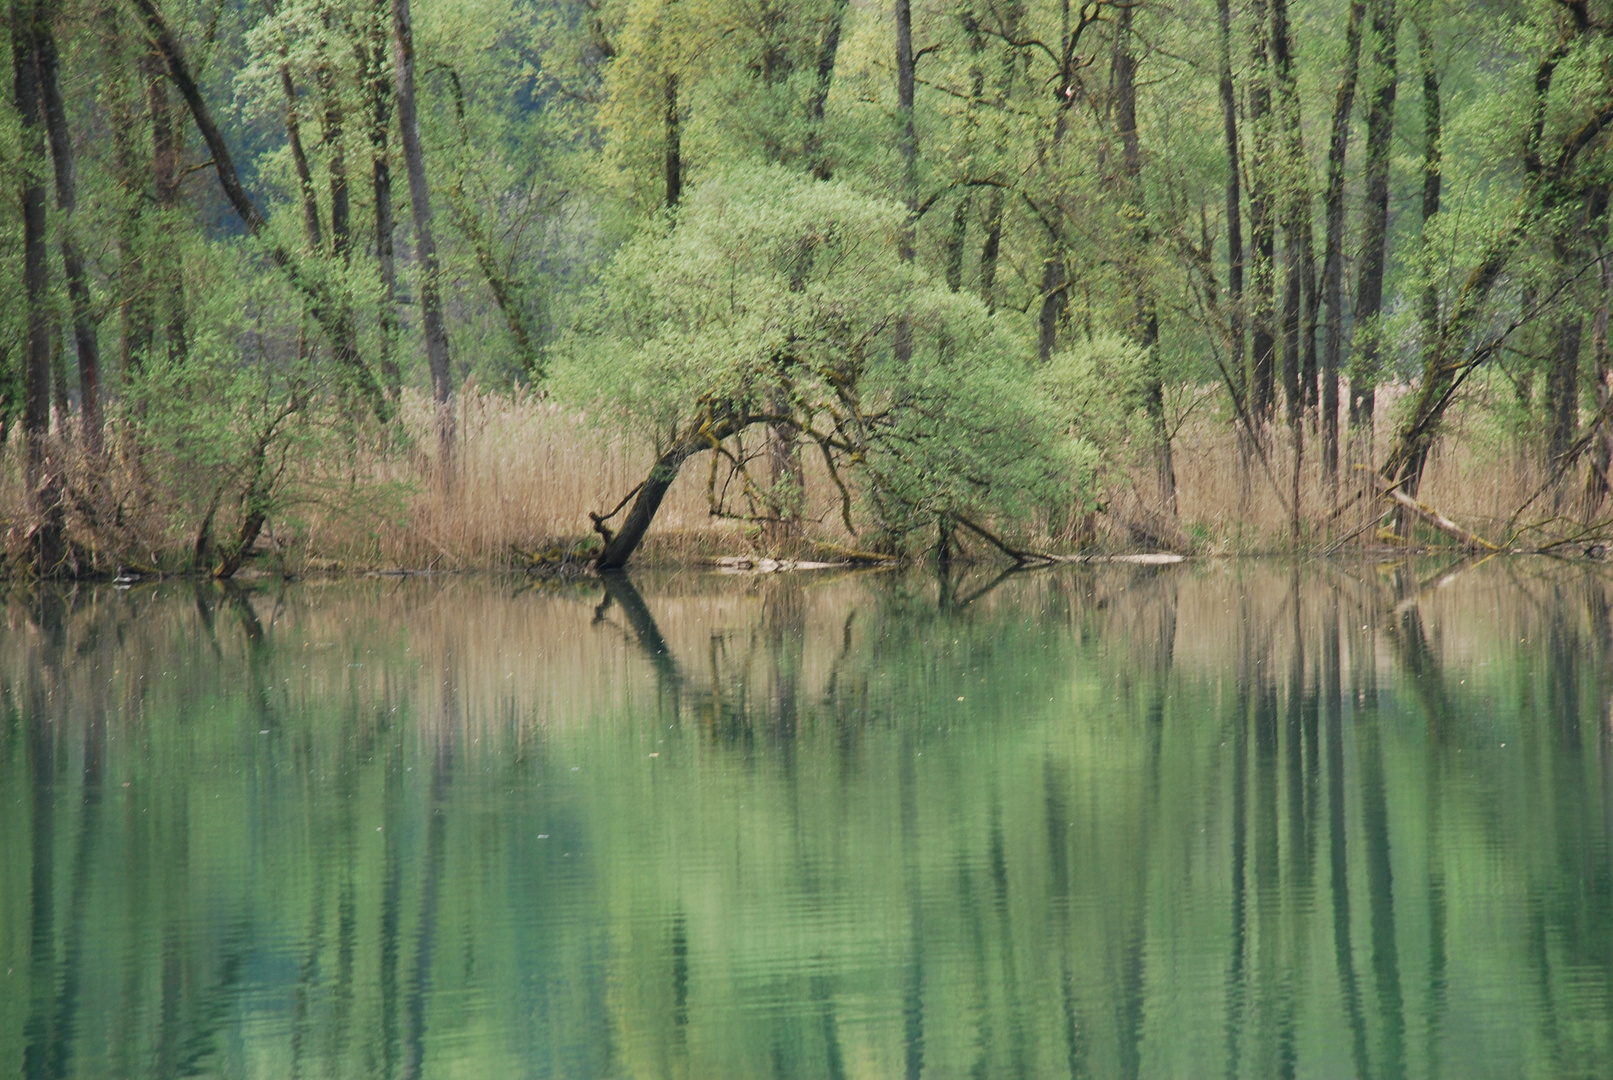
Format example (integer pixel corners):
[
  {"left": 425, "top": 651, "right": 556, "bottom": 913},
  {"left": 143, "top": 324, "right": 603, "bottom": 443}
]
[{"left": 2, "top": 559, "right": 1612, "bottom": 1079}]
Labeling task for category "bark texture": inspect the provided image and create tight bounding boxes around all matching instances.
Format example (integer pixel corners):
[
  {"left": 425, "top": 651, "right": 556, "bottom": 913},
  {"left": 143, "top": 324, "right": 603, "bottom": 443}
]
[
  {"left": 393, "top": 0, "right": 456, "bottom": 472},
  {"left": 1320, "top": 0, "right": 1364, "bottom": 483}
]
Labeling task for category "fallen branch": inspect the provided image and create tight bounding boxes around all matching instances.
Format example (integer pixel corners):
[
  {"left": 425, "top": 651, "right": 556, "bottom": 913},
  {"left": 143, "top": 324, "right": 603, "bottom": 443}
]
[
  {"left": 953, "top": 515, "right": 1054, "bottom": 565},
  {"left": 811, "top": 540, "right": 902, "bottom": 565},
  {"left": 1386, "top": 488, "right": 1501, "bottom": 552}
]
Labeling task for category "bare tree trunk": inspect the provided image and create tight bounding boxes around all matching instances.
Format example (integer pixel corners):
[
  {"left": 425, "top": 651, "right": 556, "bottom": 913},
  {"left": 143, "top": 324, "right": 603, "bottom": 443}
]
[
  {"left": 1547, "top": 316, "right": 1584, "bottom": 469},
  {"left": 103, "top": 4, "right": 151, "bottom": 380},
  {"left": 595, "top": 439, "right": 709, "bottom": 571},
  {"left": 1217, "top": 0, "right": 1245, "bottom": 398},
  {"left": 1349, "top": 0, "right": 1399, "bottom": 457},
  {"left": 13, "top": 0, "right": 64, "bottom": 570},
  {"left": 663, "top": 72, "right": 681, "bottom": 208},
  {"left": 1246, "top": 0, "right": 1278, "bottom": 427},
  {"left": 281, "top": 68, "right": 324, "bottom": 249},
  {"left": 1587, "top": 231, "right": 1611, "bottom": 514},
  {"left": 147, "top": 47, "right": 188, "bottom": 363},
  {"left": 1115, "top": 0, "right": 1175, "bottom": 512},
  {"left": 37, "top": 19, "right": 102, "bottom": 452},
  {"left": 1273, "top": 0, "right": 1308, "bottom": 540},
  {"left": 316, "top": 40, "right": 385, "bottom": 421},
  {"left": 393, "top": 0, "right": 455, "bottom": 475},
  {"left": 360, "top": 0, "right": 401, "bottom": 402},
  {"left": 893, "top": 0, "right": 917, "bottom": 362},
  {"left": 1393, "top": 15, "right": 1440, "bottom": 522},
  {"left": 1320, "top": 0, "right": 1364, "bottom": 489},
  {"left": 318, "top": 40, "right": 349, "bottom": 258}
]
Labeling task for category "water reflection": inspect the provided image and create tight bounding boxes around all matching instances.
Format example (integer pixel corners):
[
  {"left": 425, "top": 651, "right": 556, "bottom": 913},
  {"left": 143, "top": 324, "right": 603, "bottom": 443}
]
[{"left": 3, "top": 560, "right": 1613, "bottom": 1077}]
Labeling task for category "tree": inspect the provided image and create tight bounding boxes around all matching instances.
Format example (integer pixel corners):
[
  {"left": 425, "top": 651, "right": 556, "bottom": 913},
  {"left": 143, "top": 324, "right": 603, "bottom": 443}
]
[
  {"left": 392, "top": 0, "right": 454, "bottom": 472},
  {"left": 557, "top": 166, "right": 1068, "bottom": 570}
]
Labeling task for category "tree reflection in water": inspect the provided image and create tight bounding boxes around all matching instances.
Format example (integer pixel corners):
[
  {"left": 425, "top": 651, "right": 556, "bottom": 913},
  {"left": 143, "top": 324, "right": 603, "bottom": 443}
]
[{"left": 3, "top": 559, "right": 1613, "bottom": 1078}]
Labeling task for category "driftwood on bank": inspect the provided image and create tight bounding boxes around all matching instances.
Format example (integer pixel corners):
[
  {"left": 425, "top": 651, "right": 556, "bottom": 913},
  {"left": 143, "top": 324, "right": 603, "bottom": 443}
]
[{"left": 1385, "top": 488, "right": 1501, "bottom": 552}]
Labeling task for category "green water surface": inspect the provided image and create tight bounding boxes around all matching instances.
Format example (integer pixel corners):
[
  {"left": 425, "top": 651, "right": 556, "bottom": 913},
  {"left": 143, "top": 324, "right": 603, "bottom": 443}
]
[{"left": 2, "top": 560, "right": 1612, "bottom": 1079}]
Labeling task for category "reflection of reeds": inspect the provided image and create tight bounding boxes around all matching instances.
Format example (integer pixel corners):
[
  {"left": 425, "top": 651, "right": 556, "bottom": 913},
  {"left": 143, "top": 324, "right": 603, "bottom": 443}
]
[
  {"left": 9, "top": 559, "right": 1604, "bottom": 748},
  {"left": 8, "top": 563, "right": 1613, "bottom": 1079}
]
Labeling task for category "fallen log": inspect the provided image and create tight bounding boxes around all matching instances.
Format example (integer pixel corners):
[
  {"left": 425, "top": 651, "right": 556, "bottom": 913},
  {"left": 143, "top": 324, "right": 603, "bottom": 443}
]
[{"left": 1385, "top": 488, "right": 1500, "bottom": 552}]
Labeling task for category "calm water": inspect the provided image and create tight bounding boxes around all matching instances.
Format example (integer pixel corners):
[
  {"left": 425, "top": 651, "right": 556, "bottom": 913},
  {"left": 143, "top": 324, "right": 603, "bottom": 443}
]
[{"left": 3, "top": 561, "right": 1613, "bottom": 1078}]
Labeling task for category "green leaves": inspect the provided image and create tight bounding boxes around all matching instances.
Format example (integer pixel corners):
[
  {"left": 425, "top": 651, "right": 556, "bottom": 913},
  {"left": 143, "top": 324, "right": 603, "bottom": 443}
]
[{"left": 555, "top": 164, "right": 1069, "bottom": 547}]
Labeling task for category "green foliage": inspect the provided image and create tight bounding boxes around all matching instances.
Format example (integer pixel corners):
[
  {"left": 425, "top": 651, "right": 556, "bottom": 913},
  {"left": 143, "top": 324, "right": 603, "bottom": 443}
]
[
  {"left": 5, "top": 0, "right": 1612, "bottom": 564},
  {"left": 1039, "top": 334, "right": 1162, "bottom": 504},
  {"left": 555, "top": 164, "right": 1070, "bottom": 546},
  {"left": 120, "top": 240, "right": 402, "bottom": 566}
]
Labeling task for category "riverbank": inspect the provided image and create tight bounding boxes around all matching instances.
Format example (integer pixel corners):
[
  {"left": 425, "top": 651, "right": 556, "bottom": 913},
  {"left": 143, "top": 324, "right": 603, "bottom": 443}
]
[{"left": 0, "top": 384, "right": 1596, "bottom": 578}]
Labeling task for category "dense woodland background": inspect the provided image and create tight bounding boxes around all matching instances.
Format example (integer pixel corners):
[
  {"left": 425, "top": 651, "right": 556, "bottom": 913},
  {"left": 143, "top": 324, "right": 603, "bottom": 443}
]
[{"left": 1, "top": 0, "right": 1611, "bottom": 573}]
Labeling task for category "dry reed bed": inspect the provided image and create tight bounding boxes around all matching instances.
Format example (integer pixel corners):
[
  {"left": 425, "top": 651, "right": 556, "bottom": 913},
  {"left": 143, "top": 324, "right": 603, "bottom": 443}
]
[{"left": 0, "top": 383, "right": 1585, "bottom": 570}]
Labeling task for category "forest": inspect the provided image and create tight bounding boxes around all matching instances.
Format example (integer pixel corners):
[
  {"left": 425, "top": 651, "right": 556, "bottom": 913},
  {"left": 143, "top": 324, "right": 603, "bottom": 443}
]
[{"left": 2, "top": 0, "right": 1611, "bottom": 574}]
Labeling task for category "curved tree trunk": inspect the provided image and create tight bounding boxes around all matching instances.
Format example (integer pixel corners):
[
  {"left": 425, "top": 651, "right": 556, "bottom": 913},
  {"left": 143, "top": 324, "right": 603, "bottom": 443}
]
[{"left": 594, "top": 440, "right": 708, "bottom": 572}]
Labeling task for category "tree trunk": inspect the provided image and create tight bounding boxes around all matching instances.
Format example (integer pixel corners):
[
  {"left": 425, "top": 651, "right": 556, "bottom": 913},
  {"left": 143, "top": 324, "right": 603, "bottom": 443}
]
[
  {"left": 1547, "top": 316, "right": 1584, "bottom": 470},
  {"left": 945, "top": 194, "right": 970, "bottom": 292},
  {"left": 978, "top": 3, "right": 1021, "bottom": 313},
  {"left": 281, "top": 67, "right": 324, "bottom": 249},
  {"left": 664, "top": 72, "right": 681, "bottom": 208},
  {"left": 805, "top": 0, "right": 850, "bottom": 180},
  {"left": 942, "top": 10, "right": 984, "bottom": 294},
  {"left": 130, "top": 0, "right": 265, "bottom": 233},
  {"left": 1038, "top": 254, "right": 1066, "bottom": 364},
  {"left": 316, "top": 44, "right": 384, "bottom": 420},
  {"left": 147, "top": 46, "right": 187, "bottom": 363},
  {"left": 893, "top": 0, "right": 917, "bottom": 362},
  {"left": 1587, "top": 235, "right": 1611, "bottom": 514},
  {"left": 104, "top": 5, "right": 151, "bottom": 380},
  {"left": 1273, "top": 0, "right": 1309, "bottom": 540},
  {"left": 979, "top": 189, "right": 1004, "bottom": 310},
  {"left": 594, "top": 439, "right": 709, "bottom": 571},
  {"left": 361, "top": 0, "right": 402, "bottom": 402},
  {"left": 1394, "top": 15, "right": 1439, "bottom": 532},
  {"left": 1273, "top": 0, "right": 1306, "bottom": 428},
  {"left": 1349, "top": 0, "right": 1400, "bottom": 455},
  {"left": 765, "top": 388, "right": 804, "bottom": 552},
  {"left": 13, "top": 0, "right": 64, "bottom": 570},
  {"left": 393, "top": 0, "right": 455, "bottom": 474},
  {"left": 318, "top": 40, "right": 349, "bottom": 258},
  {"left": 1217, "top": 0, "right": 1245, "bottom": 399},
  {"left": 37, "top": 17, "right": 102, "bottom": 452},
  {"left": 1320, "top": 0, "right": 1364, "bottom": 486},
  {"left": 1246, "top": 0, "right": 1278, "bottom": 426},
  {"left": 1114, "top": 0, "right": 1174, "bottom": 512}
]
